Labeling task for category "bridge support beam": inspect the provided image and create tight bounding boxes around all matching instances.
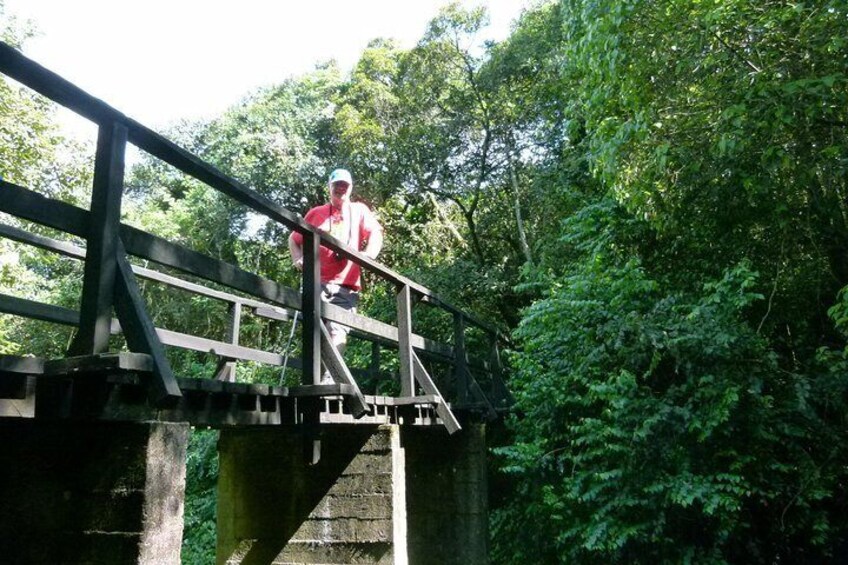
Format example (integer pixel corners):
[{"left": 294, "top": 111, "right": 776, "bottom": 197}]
[
  {"left": 0, "top": 419, "right": 189, "bottom": 564},
  {"left": 216, "top": 423, "right": 488, "bottom": 565}
]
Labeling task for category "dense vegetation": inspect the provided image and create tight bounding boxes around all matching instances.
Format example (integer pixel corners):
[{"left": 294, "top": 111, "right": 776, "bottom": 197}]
[{"left": 2, "top": 0, "right": 848, "bottom": 562}]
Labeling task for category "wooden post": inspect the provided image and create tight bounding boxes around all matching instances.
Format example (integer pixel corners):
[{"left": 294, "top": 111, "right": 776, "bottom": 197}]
[
  {"left": 453, "top": 313, "right": 468, "bottom": 404},
  {"left": 301, "top": 232, "right": 322, "bottom": 462},
  {"left": 301, "top": 232, "right": 321, "bottom": 385},
  {"left": 369, "top": 341, "right": 381, "bottom": 380},
  {"left": 396, "top": 284, "right": 414, "bottom": 397},
  {"left": 489, "top": 336, "right": 513, "bottom": 407},
  {"left": 215, "top": 302, "right": 241, "bottom": 382},
  {"left": 69, "top": 121, "right": 127, "bottom": 355}
]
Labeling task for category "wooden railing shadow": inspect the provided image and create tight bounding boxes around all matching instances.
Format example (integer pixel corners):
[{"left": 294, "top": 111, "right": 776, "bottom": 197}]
[{"left": 0, "top": 41, "right": 511, "bottom": 434}]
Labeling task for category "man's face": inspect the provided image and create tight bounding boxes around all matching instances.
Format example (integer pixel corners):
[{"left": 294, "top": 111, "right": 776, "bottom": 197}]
[{"left": 330, "top": 180, "right": 351, "bottom": 207}]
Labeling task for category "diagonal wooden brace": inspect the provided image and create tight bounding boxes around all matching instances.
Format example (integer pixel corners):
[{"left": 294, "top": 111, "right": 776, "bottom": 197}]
[
  {"left": 319, "top": 320, "right": 369, "bottom": 418},
  {"left": 114, "top": 241, "right": 181, "bottom": 406},
  {"left": 465, "top": 367, "right": 499, "bottom": 421},
  {"left": 411, "top": 351, "right": 461, "bottom": 434}
]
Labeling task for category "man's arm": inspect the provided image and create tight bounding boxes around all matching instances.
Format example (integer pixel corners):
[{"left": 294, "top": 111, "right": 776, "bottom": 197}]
[
  {"left": 363, "top": 227, "right": 383, "bottom": 260},
  {"left": 288, "top": 232, "right": 304, "bottom": 271}
]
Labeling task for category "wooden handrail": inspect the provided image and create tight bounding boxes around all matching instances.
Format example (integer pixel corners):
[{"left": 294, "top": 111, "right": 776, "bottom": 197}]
[
  {"left": 0, "top": 39, "right": 511, "bottom": 416},
  {"left": 0, "top": 41, "right": 500, "bottom": 338}
]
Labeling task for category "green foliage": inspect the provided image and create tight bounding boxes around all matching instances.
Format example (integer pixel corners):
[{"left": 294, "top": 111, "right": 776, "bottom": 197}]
[
  {"left": 495, "top": 1, "right": 848, "bottom": 561},
  {"left": 498, "top": 251, "right": 848, "bottom": 562},
  {"left": 181, "top": 430, "right": 219, "bottom": 565}
]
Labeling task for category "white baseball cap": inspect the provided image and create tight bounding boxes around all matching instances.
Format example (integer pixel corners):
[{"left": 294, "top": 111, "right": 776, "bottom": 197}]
[{"left": 328, "top": 168, "right": 353, "bottom": 186}]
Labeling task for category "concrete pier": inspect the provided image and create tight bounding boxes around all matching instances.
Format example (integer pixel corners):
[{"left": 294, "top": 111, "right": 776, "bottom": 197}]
[
  {"left": 216, "top": 424, "right": 488, "bottom": 565},
  {"left": 0, "top": 419, "right": 189, "bottom": 564}
]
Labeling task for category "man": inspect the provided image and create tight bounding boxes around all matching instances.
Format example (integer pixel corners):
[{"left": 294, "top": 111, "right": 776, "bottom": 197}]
[{"left": 288, "top": 168, "right": 383, "bottom": 382}]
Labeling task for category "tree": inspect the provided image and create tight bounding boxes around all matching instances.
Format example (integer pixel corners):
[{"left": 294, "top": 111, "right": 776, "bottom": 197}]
[{"left": 496, "top": 0, "right": 848, "bottom": 562}]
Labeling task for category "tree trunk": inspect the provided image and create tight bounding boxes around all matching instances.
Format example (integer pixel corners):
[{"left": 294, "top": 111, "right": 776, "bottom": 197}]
[
  {"left": 426, "top": 192, "right": 466, "bottom": 248},
  {"left": 508, "top": 164, "right": 533, "bottom": 265}
]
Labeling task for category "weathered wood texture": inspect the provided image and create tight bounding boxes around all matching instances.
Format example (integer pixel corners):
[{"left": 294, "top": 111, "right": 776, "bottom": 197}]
[
  {"left": 69, "top": 121, "right": 127, "bottom": 355},
  {"left": 397, "top": 285, "right": 415, "bottom": 397},
  {"left": 320, "top": 321, "right": 369, "bottom": 417},
  {"left": 114, "top": 246, "right": 181, "bottom": 404},
  {"left": 301, "top": 233, "right": 322, "bottom": 385}
]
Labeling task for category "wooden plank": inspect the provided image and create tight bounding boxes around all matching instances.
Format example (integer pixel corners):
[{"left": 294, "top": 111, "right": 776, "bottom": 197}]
[
  {"left": 175, "top": 377, "right": 204, "bottom": 392},
  {"left": 196, "top": 379, "right": 225, "bottom": 394},
  {"left": 397, "top": 285, "right": 415, "bottom": 397},
  {"left": 301, "top": 232, "right": 321, "bottom": 385},
  {"left": 70, "top": 121, "right": 127, "bottom": 355},
  {"left": 319, "top": 320, "right": 368, "bottom": 418},
  {"left": 0, "top": 221, "right": 278, "bottom": 311},
  {"left": 43, "top": 352, "right": 153, "bottom": 375},
  {"left": 113, "top": 245, "right": 181, "bottom": 405},
  {"left": 120, "top": 224, "right": 301, "bottom": 308},
  {"left": 0, "top": 292, "right": 79, "bottom": 325},
  {"left": 221, "top": 381, "right": 251, "bottom": 395},
  {"left": 245, "top": 383, "right": 271, "bottom": 396},
  {"left": 363, "top": 394, "right": 441, "bottom": 407},
  {"left": 411, "top": 352, "right": 461, "bottom": 434},
  {"left": 133, "top": 265, "right": 272, "bottom": 310},
  {"left": 253, "top": 305, "right": 292, "bottom": 322},
  {"left": 288, "top": 383, "right": 356, "bottom": 397},
  {"left": 0, "top": 223, "right": 85, "bottom": 259},
  {"left": 255, "top": 301, "right": 454, "bottom": 360},
  {"left": 0, "top": 355, "right": 45, "bottom": 375},
  {"left": 0, "top": 180, "right": 88, "bottom": 238},
  {"left": 0, "top": 292, "right": 300, "bottom": 368},
  {"left": 156, "top": 328, "right": 289, "bottom": 366}
]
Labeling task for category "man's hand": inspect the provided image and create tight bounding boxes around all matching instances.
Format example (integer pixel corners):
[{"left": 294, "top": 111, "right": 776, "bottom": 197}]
[{"left": 289, "top": 233, "right": 305, "bottom": 272}]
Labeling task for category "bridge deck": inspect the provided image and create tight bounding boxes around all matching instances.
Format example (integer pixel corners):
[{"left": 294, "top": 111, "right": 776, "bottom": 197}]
[{"left": 0, "top": 353, "right": 490, "bottom": 429}]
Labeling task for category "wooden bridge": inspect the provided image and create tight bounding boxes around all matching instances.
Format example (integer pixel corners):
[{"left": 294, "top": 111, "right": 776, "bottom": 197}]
[{"left": 0, "top": 42, "right": 510, "bottom": 564}]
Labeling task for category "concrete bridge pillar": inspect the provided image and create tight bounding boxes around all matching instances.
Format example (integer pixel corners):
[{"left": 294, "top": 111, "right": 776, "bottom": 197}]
[
  {"left": 0, "top": 419, "right": 189, "bottom": 564},
  {"left": 216, "top": 423, "right": 488, "bottom": 565},
  {"left": 403, "top": 424, "right": 489, "bottom": 564}
]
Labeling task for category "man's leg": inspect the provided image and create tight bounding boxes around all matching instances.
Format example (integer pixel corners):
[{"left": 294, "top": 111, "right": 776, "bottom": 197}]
[{"left": 320, "top": 285, "right": 358, "bottom": 383}]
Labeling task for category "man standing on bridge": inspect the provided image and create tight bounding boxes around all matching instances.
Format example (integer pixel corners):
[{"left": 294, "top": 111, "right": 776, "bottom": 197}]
[{"left": 288, "top": 168, "right": 384, "bottom": 382}]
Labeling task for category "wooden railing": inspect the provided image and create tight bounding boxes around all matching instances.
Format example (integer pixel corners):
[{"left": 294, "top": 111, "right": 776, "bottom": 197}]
[{"left": 0, "top": 41, "right": 510, "bottom": 432}]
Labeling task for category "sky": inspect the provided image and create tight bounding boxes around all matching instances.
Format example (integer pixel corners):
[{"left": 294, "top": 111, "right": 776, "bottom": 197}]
[{"left": 4, "top": 0, "right": 531, "bottom": 141}]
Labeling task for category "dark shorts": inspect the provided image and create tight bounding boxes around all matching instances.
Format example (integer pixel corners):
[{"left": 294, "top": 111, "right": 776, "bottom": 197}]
[{"left": 321, "top": 283, "right": 358, "bottom": 338}]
